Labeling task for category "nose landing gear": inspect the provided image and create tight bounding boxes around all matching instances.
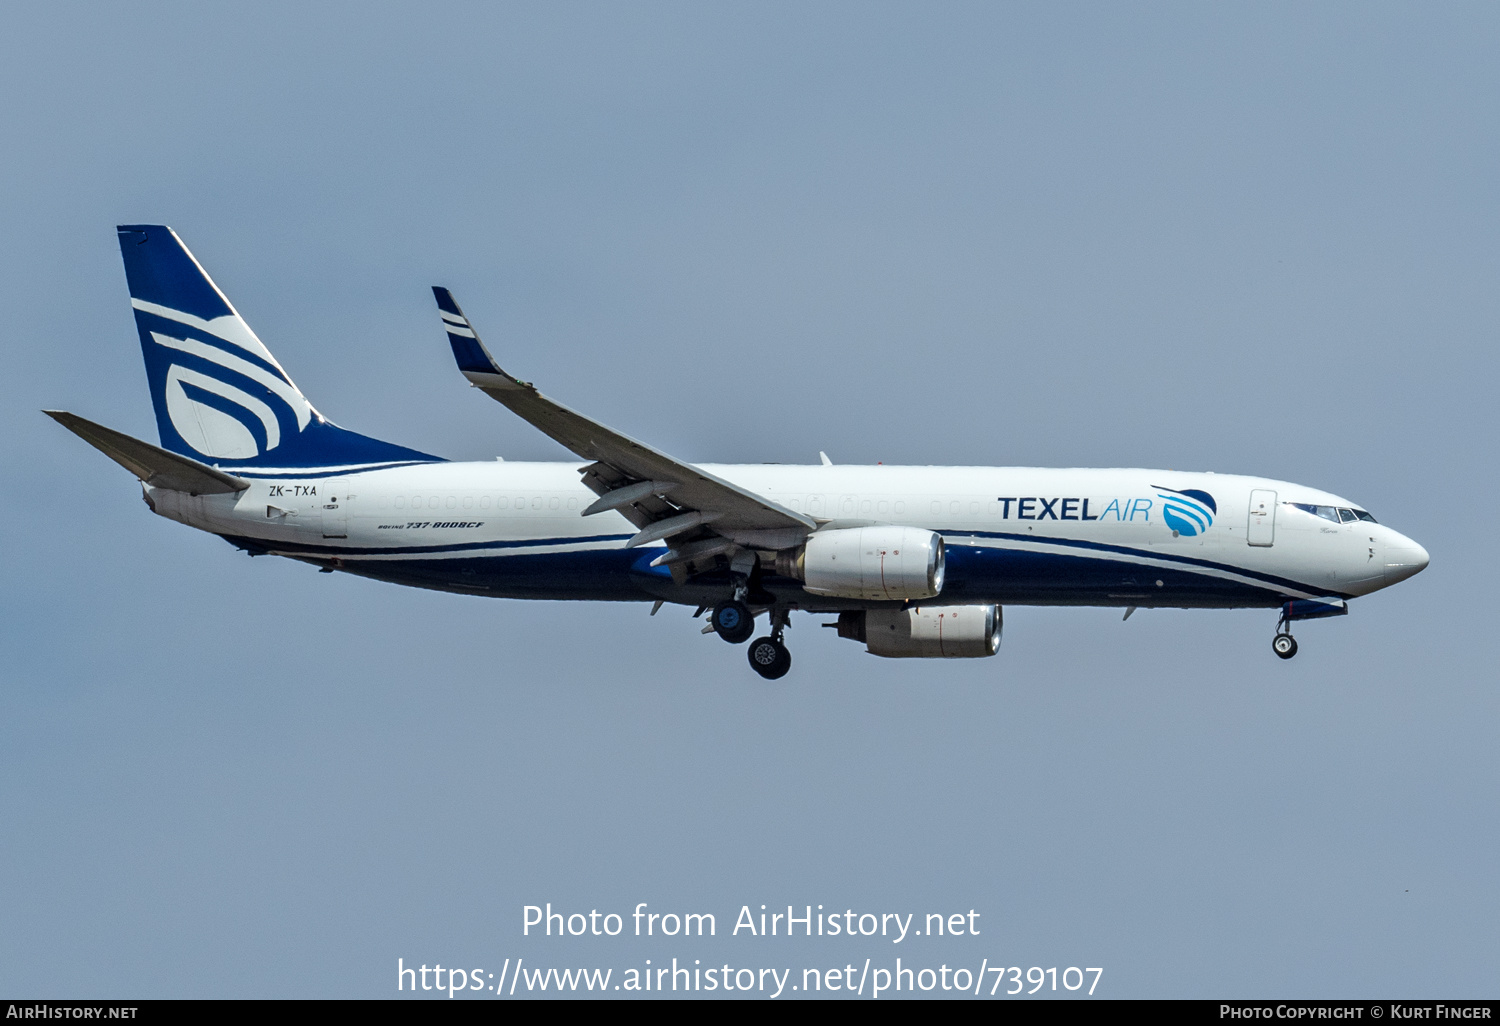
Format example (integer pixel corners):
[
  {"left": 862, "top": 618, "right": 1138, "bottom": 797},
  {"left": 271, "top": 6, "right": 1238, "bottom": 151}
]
[
  {"left": 1269, "top": 598, "right": 1348, "bottom": 659},
  {"left": 1272, "top": 604, "right": 1299, "bottom": 659}
]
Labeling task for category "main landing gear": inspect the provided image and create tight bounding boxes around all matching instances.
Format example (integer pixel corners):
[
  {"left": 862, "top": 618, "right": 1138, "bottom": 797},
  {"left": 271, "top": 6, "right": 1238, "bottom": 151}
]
[
  {"left": 747, "top": 608, "right": 792, "bottom": 680},
  {"left": 709, "top": 599, "right": 792, "bottom": 678},
  {"left": 707, "top": 560, "right": 793, "bottom": 678},
  {"left": 710, "top": 600, "right": 755, "bottom": 644}
]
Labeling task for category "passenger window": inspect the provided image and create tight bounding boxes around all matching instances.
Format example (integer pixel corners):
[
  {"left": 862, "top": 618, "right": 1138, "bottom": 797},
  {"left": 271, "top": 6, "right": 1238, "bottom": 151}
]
[
  {"left": 515, "top": 496, "right": 525, "bottom": 509},
  {"left": 394, "top": 496, "right": 405, "bottom": 509},
  {"left": 1338, "top": 508, "right": 1357, "bottom": 524},
  {"left": 532, "top": 497, "right": 543, "bottom": 510},
  {"left": 949, "top": 501, "right": 960, "bottom": 514},
  {"left": 969, "top": 501, "right": 979, "bottom": 514},
  {"left": 860, "top": 500, "right": 872, "bottom": 513},
  {"left": 930, "top": 501, "right": 942, "bottom": 514},
  {"left": 480, "top": 496, "right": 490, "bottom": 509},
  {"left": 463, "top": 496, "right": 473, "bottom": 509},
  {"left": 378, "top": 496, "right": 389, "bottom": 509},
  {"left": 895, "top": 501, "right": 905, "bottom": 514},
  {"left": 567, "top": 497, "right": 578, "bottom": 510},
  {"left": 497, "top": 496, "right": 510, "bottom": 509},
  {"left": 446, "top": 496, "right": 457, "bottom": 509},
  {"left": 877, "top": 500, "right": 889, "bottom": 514},
  {"left": 549, "top": 497, "right": 560, "bottom": 510},
  {"left": 429, "top": 496, "right": 440, "bottom": 509}
]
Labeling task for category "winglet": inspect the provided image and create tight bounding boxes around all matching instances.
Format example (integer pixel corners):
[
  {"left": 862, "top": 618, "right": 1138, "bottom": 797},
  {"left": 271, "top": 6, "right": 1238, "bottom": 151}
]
[{"left": 431, "top": 287, "right": 520, "bottom": 385}]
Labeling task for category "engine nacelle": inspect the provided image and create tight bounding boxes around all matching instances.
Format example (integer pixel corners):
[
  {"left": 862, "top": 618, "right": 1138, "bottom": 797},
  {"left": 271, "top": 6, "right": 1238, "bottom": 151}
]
[
  {"left": 835, "top": 605, "right": 1001, "bottom": 658},
  {"left": 783, "top": 526, "right": 945, "bottom": 601}
]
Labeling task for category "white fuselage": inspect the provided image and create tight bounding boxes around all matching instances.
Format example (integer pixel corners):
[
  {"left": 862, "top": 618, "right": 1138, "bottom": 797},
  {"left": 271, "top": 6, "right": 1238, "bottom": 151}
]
[{"left": 145, "top": 461, "right": 1429, "bottom": 611}]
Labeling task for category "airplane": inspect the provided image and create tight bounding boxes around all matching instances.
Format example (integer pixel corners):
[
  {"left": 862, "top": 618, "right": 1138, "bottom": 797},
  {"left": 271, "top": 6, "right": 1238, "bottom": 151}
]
[{"left": 48, "top": 225, "right": 1430, "bottom": 679}]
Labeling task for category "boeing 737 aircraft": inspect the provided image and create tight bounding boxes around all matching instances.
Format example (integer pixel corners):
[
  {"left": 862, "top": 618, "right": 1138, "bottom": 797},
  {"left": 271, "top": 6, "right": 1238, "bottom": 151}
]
[{"left": 49, "top": 225, "right": 1429, "bottom": 678}]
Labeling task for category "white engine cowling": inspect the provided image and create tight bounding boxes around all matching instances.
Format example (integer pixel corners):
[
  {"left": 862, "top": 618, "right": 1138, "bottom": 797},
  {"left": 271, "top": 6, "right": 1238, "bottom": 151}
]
[
  {"left": 794, "top": 526, "right": 945, "bottom": 601},
  {"left": 836, "top": 605, "right": 1001, "bottom": 658}
]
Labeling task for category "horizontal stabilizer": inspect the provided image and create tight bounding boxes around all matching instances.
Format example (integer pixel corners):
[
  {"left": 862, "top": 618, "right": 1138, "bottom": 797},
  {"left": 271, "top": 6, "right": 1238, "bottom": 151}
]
[{"left": 45, "top": 410, "right": 249, "bottom": 494}]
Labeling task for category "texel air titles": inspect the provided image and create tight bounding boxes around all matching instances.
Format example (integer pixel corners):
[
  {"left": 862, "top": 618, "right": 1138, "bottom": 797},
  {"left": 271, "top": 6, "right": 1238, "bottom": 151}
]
[{"left": 49, "top": 226, "right": 1430, "bottom": 678}]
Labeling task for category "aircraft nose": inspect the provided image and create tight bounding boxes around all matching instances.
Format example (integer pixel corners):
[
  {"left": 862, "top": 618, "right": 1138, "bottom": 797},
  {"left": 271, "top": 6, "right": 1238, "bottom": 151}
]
[{"left": 1384, "top": 534, "right": 1430, "bottom": 585}]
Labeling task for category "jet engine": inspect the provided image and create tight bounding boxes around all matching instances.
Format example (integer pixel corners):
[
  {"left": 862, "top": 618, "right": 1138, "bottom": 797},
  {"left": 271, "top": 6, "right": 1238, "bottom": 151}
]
[
  {"left": 777, "top": 526, "right": 945, "bottom": 601},
  {"left": 834, "top": 604, "right": 1001, "bottom": 658}
]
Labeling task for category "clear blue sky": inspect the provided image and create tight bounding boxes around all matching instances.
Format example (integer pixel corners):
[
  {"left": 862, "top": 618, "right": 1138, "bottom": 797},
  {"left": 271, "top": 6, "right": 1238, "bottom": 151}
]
[{"left": 2, "top": 2, "right": 1495, "bottom": 997}]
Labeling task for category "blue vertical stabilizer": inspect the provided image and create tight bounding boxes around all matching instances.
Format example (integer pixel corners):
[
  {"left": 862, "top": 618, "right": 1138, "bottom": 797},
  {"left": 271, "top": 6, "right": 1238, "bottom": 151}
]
[{"left": 117, "top": 225, "right": 442, "bottom": 471}]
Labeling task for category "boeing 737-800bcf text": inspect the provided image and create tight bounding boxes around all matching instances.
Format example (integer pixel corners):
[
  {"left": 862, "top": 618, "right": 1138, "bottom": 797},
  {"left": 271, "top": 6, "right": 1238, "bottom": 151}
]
[{"left": 48, "top": 226, "right": 1429, "bottom": 678}]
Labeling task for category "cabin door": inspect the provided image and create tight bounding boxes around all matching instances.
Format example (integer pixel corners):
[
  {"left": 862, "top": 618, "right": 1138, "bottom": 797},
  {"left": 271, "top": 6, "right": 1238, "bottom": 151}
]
[
  {"left": 321, "top": 478, "right": 350, "bottom": 538},
  {"left": 1247, "top": 489, "right": 1276, "bottom": 547}
]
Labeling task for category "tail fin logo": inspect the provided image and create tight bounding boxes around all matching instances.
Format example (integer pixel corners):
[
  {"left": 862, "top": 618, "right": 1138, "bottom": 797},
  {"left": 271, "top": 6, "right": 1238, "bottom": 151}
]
[
  {"left": 139, "top": 305, "right": 316, "bottom": 461},
  {"left": 1154, "top": 485, "right": 1217, "bottom": 537},
  {"left": 118, "top": 225, "right": 445, "bottom": 471}
]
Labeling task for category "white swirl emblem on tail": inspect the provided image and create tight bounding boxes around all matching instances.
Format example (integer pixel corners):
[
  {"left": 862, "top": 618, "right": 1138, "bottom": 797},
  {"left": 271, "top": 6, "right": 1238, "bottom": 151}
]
[
  {"left": 149, "top": 331, "right": 312, "bottom": 430},
  {"left": 146, "top": 323, "right": 318, "bottom": 459},
  {"left": 164, "top": 363, "right": 280, "bottom": 459}
]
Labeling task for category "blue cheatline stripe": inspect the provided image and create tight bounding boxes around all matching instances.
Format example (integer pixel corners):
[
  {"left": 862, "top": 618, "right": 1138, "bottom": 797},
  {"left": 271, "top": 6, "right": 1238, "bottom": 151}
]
[
  {"left": 229, "top": 526, "right": 1350, "bottom": 600},
  {"left": 948, "top": 530, "right": 1353, "bottom": 599},
  {"left": 233, "top": 462, "right": 439, "bottom": 479},
  {"left": 229, "top": 532, "right": 636, "bottom": 557}
]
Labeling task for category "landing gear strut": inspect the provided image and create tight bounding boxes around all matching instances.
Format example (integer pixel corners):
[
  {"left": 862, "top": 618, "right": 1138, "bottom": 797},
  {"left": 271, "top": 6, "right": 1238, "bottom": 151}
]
[
  {"left": 1272, "top": 608, "right": 1298, "bottom": 659},
  {"left": 747, "top": 607, "right": 792, "bottom": 679}
]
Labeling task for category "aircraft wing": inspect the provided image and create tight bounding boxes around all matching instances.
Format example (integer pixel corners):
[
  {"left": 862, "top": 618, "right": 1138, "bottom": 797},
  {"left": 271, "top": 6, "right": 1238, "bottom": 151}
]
[{"left": 432, "top": 288, "right": 816, "bottom": 558}]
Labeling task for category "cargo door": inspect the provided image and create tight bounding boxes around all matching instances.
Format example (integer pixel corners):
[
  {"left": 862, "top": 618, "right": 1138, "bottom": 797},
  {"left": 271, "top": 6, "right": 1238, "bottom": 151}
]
[
  {"left": 1247, "top": 489, "right": 1276, "bottom": 547},
  {"left": 320, "top": 478, "right": 350, "bottom": 539}
]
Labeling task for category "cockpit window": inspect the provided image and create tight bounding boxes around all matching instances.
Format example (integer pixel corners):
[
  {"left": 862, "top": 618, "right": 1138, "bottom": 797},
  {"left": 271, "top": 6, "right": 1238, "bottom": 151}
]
[
  {"left": 1290, "top": 502, "right": 1340, "bottom": 523},
  {"left": 1338, "top": 508, "right": 1358, "bottom": 524},
  {"left": 1354, "top": 509, "right": 1377, "bottom": 523}
]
